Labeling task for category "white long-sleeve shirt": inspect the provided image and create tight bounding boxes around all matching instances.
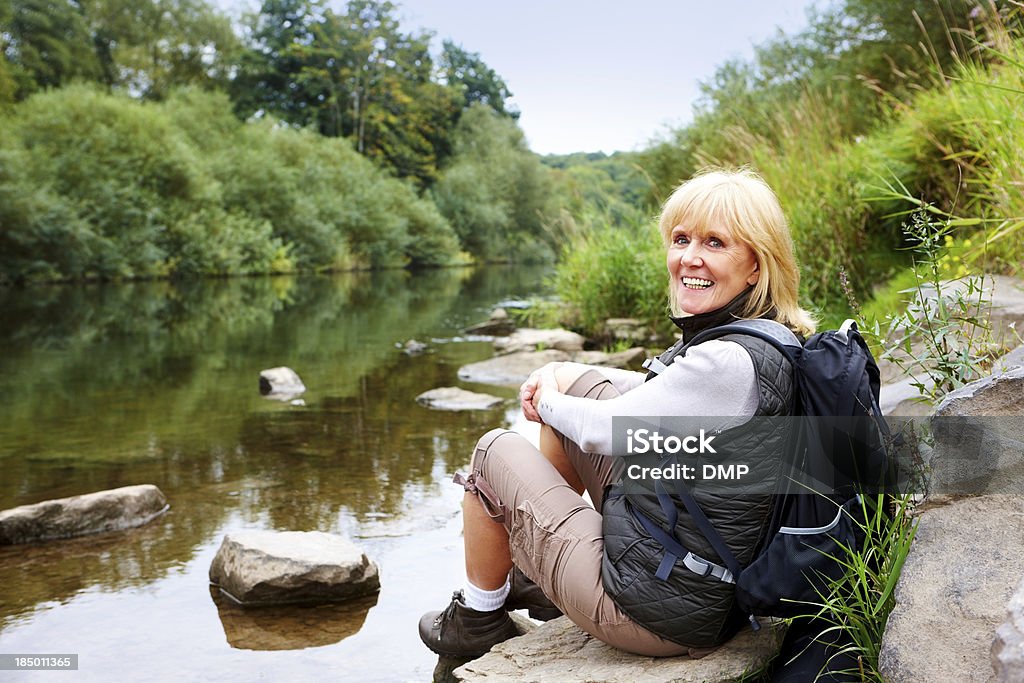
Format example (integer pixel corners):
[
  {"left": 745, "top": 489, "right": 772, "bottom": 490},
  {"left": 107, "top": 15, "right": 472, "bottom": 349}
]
[{"left": 536, "top": 340, "right": 760, "bottom": 455}]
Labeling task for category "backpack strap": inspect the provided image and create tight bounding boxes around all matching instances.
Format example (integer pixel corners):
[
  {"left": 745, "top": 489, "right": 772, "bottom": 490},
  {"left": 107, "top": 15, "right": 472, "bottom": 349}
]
[{"left": 690, "top": 318, "right": 801, "bottom": 360}]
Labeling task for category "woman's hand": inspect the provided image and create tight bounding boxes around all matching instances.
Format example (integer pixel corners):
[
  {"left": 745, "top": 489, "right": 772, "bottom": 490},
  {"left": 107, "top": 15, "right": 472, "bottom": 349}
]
[{"left": 519, "top": 362, "right": 563, "bottom": 423}]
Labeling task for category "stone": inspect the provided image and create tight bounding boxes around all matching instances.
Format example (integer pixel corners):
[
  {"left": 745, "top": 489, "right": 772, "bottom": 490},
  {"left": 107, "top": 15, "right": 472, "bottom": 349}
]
[
  {"left": 416, "top": 387, "right": 504, "bottom": 411},
  {"left": 605, "top": 318, "right": 649, "bottom": 342},
  {"left": 209, "top": 530, "right": 380, "bottom": 606},
  {"left": 993, "top": 344, "right": 1024, "bottom": 375},
  {"left": 453, "top": 616, "right": 786, "bottom": 682},
  {"left": 458, "top": 350, "right": 571, "bottom": 387},
  {"left": 0, "top": 484, "right": 168, "bottom": 545},
  {"left": 879, "top": 495, "right": 1024, "bottom": 683},
  {"left": 464, "top": 308, "right": 516, "bottom": 336},
  {"left": 259, "top": 367, "right": 306, "bottom": 398},
  {"left": 928, "top": 366, "right": 1024, "bottom": 495},
  {"left": 494, "top": 328, "right": 586, "bottom": 355},
  {"left": 989, "top": 274, "right": 1024, "bottom": 342},
  {"left": 572, "top": 347, "right": 648, "bottom": 370},
  {"left": 403, "top": 339, "right": 428, "bottom": 355},
  {"left": 993, "top": 576, "right": 1024, "bottom": 682},
  {"left": 879, "top": 375, "right": 935, "bottom": 416}
]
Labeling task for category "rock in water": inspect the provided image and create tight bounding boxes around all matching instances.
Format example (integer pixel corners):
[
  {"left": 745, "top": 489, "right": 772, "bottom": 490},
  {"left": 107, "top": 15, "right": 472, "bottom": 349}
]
[
  {"left": 209, "top": 530, "right": 380, "bottom": 606},
  {"left": 0, "top": 484, "right": 169, "bottom": 545},
  {"left": 458, "top": 350, "right": 571, "bottom": 387},
  {"left": 416, "top": 387, "right": 503, "bottom": 411},
  {"left": 259, "top": 367, "right": 306, "bottom": 397}
]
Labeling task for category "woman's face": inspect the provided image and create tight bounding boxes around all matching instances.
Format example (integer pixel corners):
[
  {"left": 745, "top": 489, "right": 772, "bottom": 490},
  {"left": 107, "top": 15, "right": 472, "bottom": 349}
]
[{"left": 666, "top": 221, "right": 760, "bottom": 316}]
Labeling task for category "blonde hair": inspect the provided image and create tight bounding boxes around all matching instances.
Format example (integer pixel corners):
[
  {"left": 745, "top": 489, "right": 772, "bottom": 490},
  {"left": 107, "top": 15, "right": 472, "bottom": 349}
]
[{"left": 659, "top": 168, "right": 816, "bottom": 337}]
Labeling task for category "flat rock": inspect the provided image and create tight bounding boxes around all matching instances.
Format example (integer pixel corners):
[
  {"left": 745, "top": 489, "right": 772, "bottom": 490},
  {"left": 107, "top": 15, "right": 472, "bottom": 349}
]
[
  {"left": 879, "top": 375, "right": 935, "bottom": 416},
  {"left": 259, "top": 366, "right": 306, "bottom": 398},
  {"left": 928, "top": 366, "right": 1024, "bottom": 495},
  {"left": 454, "top": 616, "right": 786, "bottom": 683},
  {"left": 993, "top": 576, "right": 1024, "bottom": 682},
  {"left": 879, "top": 495, "right": 1024, "bottom": 683},
  {"left": 573, "top": 347, "right": 648, "bottom": 370},
  {"left": 416, "top": 387, "right": 504, "bottom": 411},
  {"left": 209, "top": 530, "right": 380, "bottom": 606},
  {"left": 494, "top": 328, "right": 586, "bottom": 354},
  {"left": 458, "top": 350, "right": 571, "bottom": 387},
  {"left": 0, "top": 484, "right": 169, "bottom": 545}
]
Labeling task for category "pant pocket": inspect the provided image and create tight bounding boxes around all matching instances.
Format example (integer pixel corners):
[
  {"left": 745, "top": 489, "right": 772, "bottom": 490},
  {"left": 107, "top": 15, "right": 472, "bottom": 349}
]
[{"left": 508, "top": 500, "right": 581, "bottom": 595}]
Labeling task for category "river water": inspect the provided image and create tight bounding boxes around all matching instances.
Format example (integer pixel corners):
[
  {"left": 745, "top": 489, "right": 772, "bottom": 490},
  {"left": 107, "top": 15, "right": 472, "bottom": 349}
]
[{"left": 0, "top": 266, "right": 550, "bottom": 682}]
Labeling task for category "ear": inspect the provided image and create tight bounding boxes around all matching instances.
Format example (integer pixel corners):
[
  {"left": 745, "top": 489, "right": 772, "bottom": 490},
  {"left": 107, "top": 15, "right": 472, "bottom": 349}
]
[{"left": 746, "top": 263, "right": 760, "bottom": 286}]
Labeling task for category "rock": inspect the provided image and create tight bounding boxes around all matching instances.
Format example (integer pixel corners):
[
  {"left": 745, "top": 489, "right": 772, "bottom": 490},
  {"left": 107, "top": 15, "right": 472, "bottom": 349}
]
[
  {"left": 993, "top": 576, "right": 1024, "bottom": 682},
  {"left": 572, "top": 347, "right": 648, "bottom": 370},
  {"left": 209, "top": 586, "right": 376, "bottom": 651},
  {"left": 403, "top": 339, "right": 428, "bottom": 355},
  {"left": 993, "top": 344, "right": 1024, "bottom": 375},
  {"left": 879, "top": 495, "right": 1024, "bottom": 683},
  {"left": 416, "top": 387, "right": 504, "bottom": 411},
  {"left": 494, "top": 328, "right": 586, "bottom": 355},
  {"left": 458, "top": 350, "right": 571, "bottom": 387},
  {"left": 928, "top": 366, "right": 1024, "bottom": 495},
  {"left": 464, "top": 308, "right": 516, "bottom": 336},
  {"left": 209, "top": 530, "right": 380, "bottom": 606},
  {"left": 453, "top": 616, "right": 786, "bottom": 682},
  {"left": 0, "top": 484, "right": 168, "bottom": 545},
  {"left": 605, "top": 318, "right": 648, "bottom": 342},
  {"left": 259, "top": 367, "right": 306, "bottom": 398},
  {"left": 989, "top": 274, "right": 1024, "bottom": 342},
  {"left": 879, "top": 375, "right": 935, "bottom": 416}
]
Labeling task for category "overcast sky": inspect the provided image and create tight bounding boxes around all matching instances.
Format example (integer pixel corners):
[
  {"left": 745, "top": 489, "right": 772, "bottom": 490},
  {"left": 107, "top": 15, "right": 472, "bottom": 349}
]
[{"left": 227, "top": 0, "right": 825, "bottom": 155}]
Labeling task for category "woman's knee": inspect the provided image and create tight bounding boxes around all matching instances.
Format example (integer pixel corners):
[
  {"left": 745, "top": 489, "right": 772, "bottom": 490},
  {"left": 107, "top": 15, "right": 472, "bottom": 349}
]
[{"left": 471, "top": 428, "right": 529, "bottom": 474}]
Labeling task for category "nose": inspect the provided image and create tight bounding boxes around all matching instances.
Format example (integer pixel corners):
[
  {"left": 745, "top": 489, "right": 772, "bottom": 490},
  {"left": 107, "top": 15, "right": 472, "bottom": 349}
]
[{"left": 680, "top": 242, "right": 703, "bottom": 267}]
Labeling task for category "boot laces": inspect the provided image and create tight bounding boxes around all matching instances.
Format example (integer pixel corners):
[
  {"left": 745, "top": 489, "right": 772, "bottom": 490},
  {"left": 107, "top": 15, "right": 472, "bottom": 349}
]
[{"left": 433, "top": 590, "right": 465, "bottom": 634}]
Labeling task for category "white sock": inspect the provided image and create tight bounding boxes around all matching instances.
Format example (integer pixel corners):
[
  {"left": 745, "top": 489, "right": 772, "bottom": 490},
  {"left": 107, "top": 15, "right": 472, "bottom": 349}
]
[{"left": 463, "top": 578, "right": 510, "bottom": 612}]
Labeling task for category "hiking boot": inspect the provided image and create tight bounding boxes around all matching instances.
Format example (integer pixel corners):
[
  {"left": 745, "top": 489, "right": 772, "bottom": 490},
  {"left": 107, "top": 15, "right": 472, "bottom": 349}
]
[
  {"left": 418, "top": 590, "right": 519, "bottom": 659},
  {"left": 504, "top": 566, "right": 562, "bottom": 621}
]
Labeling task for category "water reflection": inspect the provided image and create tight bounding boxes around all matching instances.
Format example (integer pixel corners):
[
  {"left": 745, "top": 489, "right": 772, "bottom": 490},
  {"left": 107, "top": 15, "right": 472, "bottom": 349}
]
[
  {"left": 0, "top": 265, "right": 549, "bottom": 681},
  {"left": 209, "top": 587, "right": 378, "bottom": 651}
]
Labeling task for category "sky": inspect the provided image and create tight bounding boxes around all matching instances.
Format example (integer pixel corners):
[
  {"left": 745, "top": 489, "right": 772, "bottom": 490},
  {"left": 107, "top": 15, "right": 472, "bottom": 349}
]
[
  {"left": 226, "top": 0, "right": 826, "bottom": 155},
  {"left": 394, "top": 0, "right": 824, "bottom": 155}
]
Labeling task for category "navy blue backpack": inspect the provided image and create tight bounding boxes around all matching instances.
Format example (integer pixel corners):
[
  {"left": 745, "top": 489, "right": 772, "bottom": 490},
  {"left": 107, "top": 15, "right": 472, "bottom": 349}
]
[{"left": 650, "top": 318, "right": 895, "bottom": 624}]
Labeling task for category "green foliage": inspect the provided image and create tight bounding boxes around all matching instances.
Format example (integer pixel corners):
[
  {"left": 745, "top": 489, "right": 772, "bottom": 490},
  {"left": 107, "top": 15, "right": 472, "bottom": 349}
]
[
  {"left": 431, "top": 104, "right": 560, "bottom": 263},
  {"left": 0, "top": 86, "right": 463, "bottom": 282},
  {"left": 553, "top": 210, "right": 668, "bottom": 334},
  {"left": 800, "top": 495, "right": 918, "bottom": 681}
]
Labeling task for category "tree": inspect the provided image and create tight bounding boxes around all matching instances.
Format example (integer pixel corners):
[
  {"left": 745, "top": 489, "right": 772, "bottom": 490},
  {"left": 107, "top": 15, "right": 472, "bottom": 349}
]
[{"left": 440, "top": 40, "right": 516, "bottom": 119}]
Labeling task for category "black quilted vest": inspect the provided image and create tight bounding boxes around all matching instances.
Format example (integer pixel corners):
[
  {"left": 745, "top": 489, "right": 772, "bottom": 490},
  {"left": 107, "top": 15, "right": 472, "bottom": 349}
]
[{"left": 601, "top": 292, "right": 795, "bottom": 648}]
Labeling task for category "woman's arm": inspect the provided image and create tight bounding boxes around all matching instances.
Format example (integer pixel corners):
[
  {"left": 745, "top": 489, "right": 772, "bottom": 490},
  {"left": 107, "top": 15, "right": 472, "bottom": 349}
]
[{"left": 535, "top": 340, "right": 759, "bottom": 455}]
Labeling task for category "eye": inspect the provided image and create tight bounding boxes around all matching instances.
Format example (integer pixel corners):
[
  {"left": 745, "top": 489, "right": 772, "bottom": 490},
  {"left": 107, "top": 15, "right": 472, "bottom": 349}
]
[
  {"left": 673, "top": 233, "right": 689, "bottom": 245},
  {"left": 708, "top": 236, "right": 725, "bottom": 248}
]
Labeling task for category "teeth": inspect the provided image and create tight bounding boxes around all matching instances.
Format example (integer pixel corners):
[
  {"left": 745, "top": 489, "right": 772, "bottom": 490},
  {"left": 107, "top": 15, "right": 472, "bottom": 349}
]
[{"left": 683, "top": 277, "right": 713, "bottom": 289}]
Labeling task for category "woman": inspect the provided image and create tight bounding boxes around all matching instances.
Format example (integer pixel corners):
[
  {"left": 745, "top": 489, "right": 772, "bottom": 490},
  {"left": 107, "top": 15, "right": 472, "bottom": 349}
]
[{"left": 418, "top": 168, "right": 816, "bottom": 659}]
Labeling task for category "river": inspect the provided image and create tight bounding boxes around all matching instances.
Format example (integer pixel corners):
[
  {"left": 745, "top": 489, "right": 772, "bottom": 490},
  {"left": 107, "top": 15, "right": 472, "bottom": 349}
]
[{"left": 0, "top": 266, "right": 551, "bottom": 682}]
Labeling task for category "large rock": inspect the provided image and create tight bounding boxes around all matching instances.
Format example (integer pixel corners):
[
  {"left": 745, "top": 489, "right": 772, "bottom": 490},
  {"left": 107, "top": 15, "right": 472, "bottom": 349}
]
[
  {"left": 209, "top": 530, "right": 380, "bottom": 606},
  {"left": 259, "top": 366, "right": 306, "bottom": 398},
  {"left": 416, "top": 387, "right": 504, "bottom": 411},
  {"left": 464, "top": 308, "right": 516, "bottom": 336},
  {"left": 879, "top": 495, "right": 1024, "bottom": 683},
  {"left": 454, "top": 616, "right": 786, "bottom": 682},
  {"left": 993, "top": 576, "right": 1024, "bottom": 682},
  {"left": 494, "top": 328, "right": 586, "bottom": 354},
  {"left": 458, "top": 350, "right": 571, "bottom": 387},
  {"left": 928, "top": 366, "right": 1024, "bottom": 495},
  {"left": 0, "top": 484, "right": 169, "bottom": 545}
]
